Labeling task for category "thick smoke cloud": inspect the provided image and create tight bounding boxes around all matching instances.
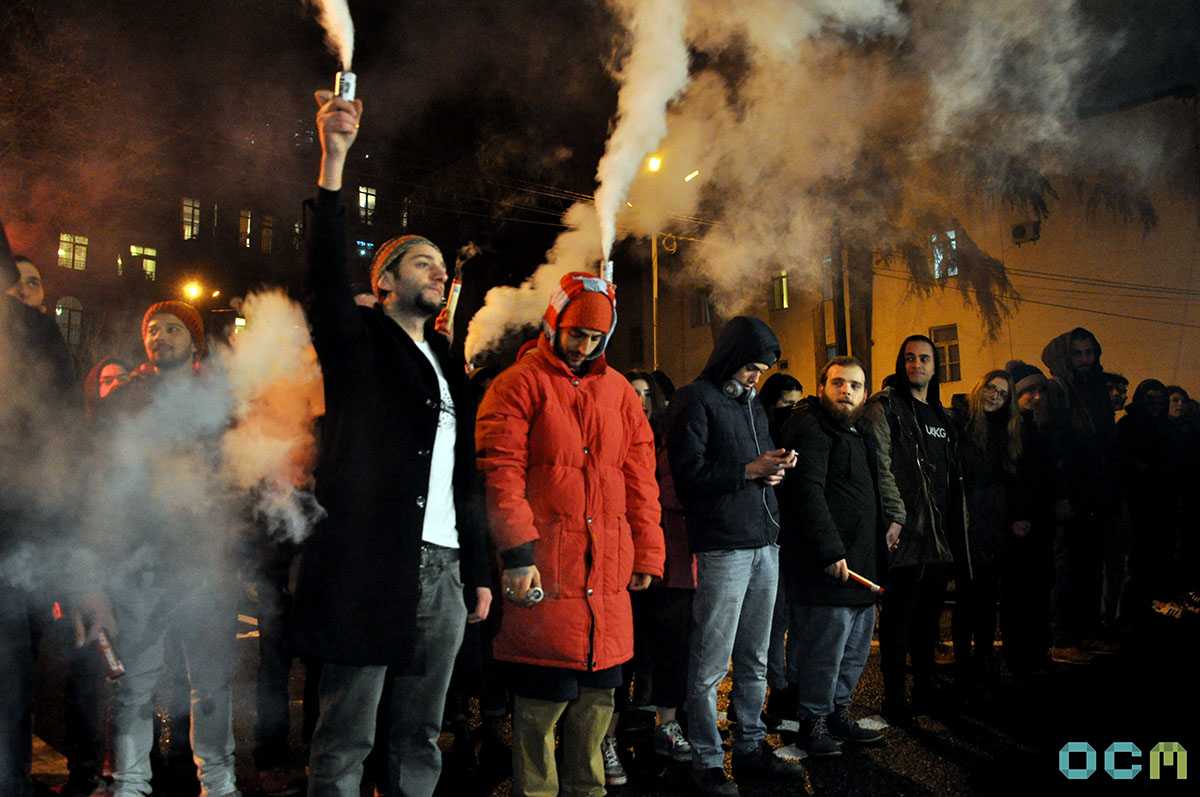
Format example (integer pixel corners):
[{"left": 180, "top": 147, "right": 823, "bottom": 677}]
[
  {"left": 466, "top": 0, "right": 1177, "bottom": 354},
  {"left": 0, "top": 291, "right": 323, "bottom": 593}
]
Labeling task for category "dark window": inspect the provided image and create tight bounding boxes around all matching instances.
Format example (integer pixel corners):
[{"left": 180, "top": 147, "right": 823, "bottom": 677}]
[{"left": 930, "top": 324, "right": 961, "bottom": 383}]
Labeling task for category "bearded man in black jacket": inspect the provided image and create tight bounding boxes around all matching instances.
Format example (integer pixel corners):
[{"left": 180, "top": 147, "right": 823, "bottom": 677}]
[{"left": 778, "top": 356, "right": 885, "bottom": 757}]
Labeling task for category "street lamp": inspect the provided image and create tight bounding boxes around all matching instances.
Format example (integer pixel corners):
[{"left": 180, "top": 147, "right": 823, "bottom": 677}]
[
  {"left": 183, "top": 280, "right": 203, "bottom": 301},
  {"left": 646, "top": 154, "right": 663, "bottom": 173}
]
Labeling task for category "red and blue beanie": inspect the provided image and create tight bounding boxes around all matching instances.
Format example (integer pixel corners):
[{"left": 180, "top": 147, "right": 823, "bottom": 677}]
[{"left": 369, "top": 235, "right": 440, "bottom": 298}]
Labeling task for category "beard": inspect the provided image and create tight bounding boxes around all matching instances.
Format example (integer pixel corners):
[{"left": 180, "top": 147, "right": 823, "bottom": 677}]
[
  {"left": 414, "top": 290, "right": 442, "bottom": 316},
  {"left": 820, "top": 393, "right": 860, "bottom": 423}
]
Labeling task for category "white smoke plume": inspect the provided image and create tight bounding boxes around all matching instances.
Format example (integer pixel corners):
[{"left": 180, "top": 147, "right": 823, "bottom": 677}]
[
  {"left": 307, "top": 0, "right": 355, "bottom": 70},
  {"left": 593, "top": 0, "right": 690, "bottom": 261}
]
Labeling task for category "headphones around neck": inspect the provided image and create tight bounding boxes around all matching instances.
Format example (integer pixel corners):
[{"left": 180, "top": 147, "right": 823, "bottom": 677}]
[{"left": 723, "top": 379, "right": 757, "bottom": 403}]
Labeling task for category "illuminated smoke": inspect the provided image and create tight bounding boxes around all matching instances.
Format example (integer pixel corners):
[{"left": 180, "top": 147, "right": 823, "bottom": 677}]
[
  {"left": 307, "top": 0, "right": 355, "bottom": 70},
  {"left": 593, "top": 0, "right": 690, "bottom": 260}
]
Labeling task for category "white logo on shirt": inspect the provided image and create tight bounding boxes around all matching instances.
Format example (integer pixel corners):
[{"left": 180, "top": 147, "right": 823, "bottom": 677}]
[{"left": 924, "top": 424, "right": 948, "bottom": 439}]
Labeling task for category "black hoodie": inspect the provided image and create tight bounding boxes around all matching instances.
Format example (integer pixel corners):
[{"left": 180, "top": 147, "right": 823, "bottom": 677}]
[{"left": 667, "top": 316, "right": 782, "bottom": 552}]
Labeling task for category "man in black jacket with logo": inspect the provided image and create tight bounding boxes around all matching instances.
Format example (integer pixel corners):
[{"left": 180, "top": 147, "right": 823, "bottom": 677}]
[
  {"left": 667, "top": 316, "right": 805, "bottom": 796},
  {"left": 861, "top": 334, "right": 965, "bottom": 727},
  {"left": 778, "top": 356, "right": 885, "bottom": 757},
  {"left": 294, "top": 90, "right": 490, "bottom": 797}
]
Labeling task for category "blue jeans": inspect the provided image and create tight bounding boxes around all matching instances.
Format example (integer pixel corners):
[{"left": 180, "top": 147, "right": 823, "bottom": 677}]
[
  {"left": 686, "top": 545, "right": 778, "bottom": 769},
  {"left": 789, "top": 604, "right": 876, "bottom": 719},
  {"left": 110, "top": 573, "right": 239, "bottom": 797},
  {"left": 307, "top": 550, "right": 467, "bottom": 797}
]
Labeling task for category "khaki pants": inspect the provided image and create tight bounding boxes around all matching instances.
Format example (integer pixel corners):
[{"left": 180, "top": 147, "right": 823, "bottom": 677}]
[{"left": 512, "top": 689, "right": 614, "bottom": 797}]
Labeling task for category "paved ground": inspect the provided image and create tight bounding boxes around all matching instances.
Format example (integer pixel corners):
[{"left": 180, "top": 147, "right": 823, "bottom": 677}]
[{"left": 31, "top": 605, "right": 1198, "bottom": 795}]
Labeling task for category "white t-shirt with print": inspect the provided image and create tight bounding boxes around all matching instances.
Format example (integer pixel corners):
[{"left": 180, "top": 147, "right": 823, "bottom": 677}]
[{"left": 415, "top": 340, "right": 459, "bottom": 549}]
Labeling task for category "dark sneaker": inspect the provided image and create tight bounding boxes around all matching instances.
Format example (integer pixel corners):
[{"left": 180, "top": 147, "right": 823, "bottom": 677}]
[
  {"left": 689, "top": 766, "right": 740, "bottom": 796},
  {"left": 828, "top": 707, "right": 884, "bottom": 745},
  {"left": 601, "top": 734, "right": 628, "bottom": 786},
  {"left": 1081, "top": 638, "right": 1120, "bottom": 656},
  {"left": 654, "top": 720, "right": 693, "bottom": 762},
  {"left": 799, "top": 714, "right": 844, "bottom": 756},
  {"left": 880, "top": 698, "right": 913, "bottom": 729},
  {"left": 732, "top": 742, "right": 809, "bottom": 783}
]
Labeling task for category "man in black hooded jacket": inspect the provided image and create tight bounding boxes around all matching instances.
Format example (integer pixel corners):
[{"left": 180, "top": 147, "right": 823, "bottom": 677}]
[
  {"left": 860, "top": 334, "right": 965, "bottom": 726},
  {"left": 667, "top": 316, "right": 804, "bottom": 796}
]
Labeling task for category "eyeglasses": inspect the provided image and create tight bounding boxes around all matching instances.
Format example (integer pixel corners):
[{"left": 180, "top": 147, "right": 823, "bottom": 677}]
[{"left": 983, "top": 384, "right": 1010, "bottom": 399}]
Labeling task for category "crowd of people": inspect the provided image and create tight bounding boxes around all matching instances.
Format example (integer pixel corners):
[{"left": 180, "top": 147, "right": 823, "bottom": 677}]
[{"left": 2, "top": 90, "right": 1197, "bottom": 797}]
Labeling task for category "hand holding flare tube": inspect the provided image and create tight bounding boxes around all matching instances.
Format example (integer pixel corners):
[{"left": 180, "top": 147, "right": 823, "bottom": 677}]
[{"left": 847, "top": 568, "right": 885, "bottom": 595}]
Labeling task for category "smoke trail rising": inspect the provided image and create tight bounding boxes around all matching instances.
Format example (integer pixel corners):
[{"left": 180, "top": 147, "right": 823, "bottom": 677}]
[
  {"left": 593, "top": 0, "right": 690, "bottom": 260},
  {"left": 307, "top": 0, "right": 355, "bottom": 70}
]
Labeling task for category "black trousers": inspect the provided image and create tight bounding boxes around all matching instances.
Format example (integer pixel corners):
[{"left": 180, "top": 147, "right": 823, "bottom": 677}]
[
  {"left": 1000, "top": 534, "right": 1052, "bottom": 674},
  {"left": 648, "top": 587, "right": 693, "bottom": 711},
  {"left": 951, "top": 560, "right": 998, "bottom": 679},
  {"left": 880, "top": 564, "right": 948, "bottom": 703},
  {"left": 0, "top": 586, "right": 33, "bottom": 797}
]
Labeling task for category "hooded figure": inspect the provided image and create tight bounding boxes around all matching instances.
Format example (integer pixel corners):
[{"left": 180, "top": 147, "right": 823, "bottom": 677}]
[
  {"left": 475, "top": 272, "right": 663, "bottom": 796},
  {"left": 669, "top": 316, "right": 783, "bottom": 552},
  {"left": 666, "top": 316, "right": 809, "bottom": 791}
]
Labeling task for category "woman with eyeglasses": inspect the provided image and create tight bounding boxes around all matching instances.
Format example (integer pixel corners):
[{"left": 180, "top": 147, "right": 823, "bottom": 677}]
[{"left": 950, "top": 369, "right": 1027, "bottom": 702}]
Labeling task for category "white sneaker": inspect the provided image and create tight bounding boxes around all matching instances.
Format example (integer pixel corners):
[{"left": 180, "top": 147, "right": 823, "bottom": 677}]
[
  {"left": 654, "top": 720, "right": 693, "bottom": 762},
  {"left": 601, "top": 734, "right": 628, "bottom": 786}
]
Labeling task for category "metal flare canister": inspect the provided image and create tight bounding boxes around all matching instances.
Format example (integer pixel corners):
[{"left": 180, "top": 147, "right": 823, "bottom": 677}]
[
  {"left": 96, "top": 628, "right": 126, "bottom": 679},
  {"left": 335, "top": 70, "right": 357, "bottom": 102},
  {"left": 444, "top": 277, "right": 463, "bottom": 331}
]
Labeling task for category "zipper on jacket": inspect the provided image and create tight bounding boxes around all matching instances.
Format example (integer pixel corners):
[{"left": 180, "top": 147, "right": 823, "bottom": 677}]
[{"left": 573, "top": 381, "right": 598, "bottom": 671}]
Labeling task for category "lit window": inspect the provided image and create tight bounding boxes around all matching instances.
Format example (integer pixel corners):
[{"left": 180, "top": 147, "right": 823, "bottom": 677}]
[
  {"left": 770, "top": 270, "right": 789, "bottom": 311},
  {"left": 55, "top": 296, "right": 83, "bottom": 346},
  {"left": 234, "top": 317, "right": 247, "bottom": 335},
  {"left": 292, "top": 220, "right": 303, "bottom": 251},
  {"left": 930, "top": 229, "right": 959, "bottom": 279},
  {"left": 116, "top": 255, "right": 123, "bottom": 276},
  {"left": 930, "top": 324, "right": 961, "bottom": 383},
  {"left": 358, "top": 186, "right": 377, "bottom": 225},
  {"left": 57, "top": 233, "right": 88, "bottom": 270},
  {"left": 131, "top": 245, "right": 157, "bottom": 281},
  {"left": 261, "top": 215, "right": 274, "bottom": 255},
  {"left": 182, "top": 197, "right": 201, "bottom": 240},
  {"left": 239, "top": 209, "right": 252, "bottom": 248},
  {"left": 355, "top": 239, "right": 376, "bottom": 259}
]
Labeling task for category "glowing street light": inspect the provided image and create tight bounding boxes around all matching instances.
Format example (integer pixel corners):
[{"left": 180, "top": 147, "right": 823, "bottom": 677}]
[
  {"left": 684, "top": 169, "right": 700, "bottom": 182},
  {"left": 183, "top": 281, "right": 203, "bottom": 301},
  {"left": 646, "top": 155, "right": 663, "bottom": 173},
  {"left": 211, "top": 290, "right": 221, "bottom": 299}
]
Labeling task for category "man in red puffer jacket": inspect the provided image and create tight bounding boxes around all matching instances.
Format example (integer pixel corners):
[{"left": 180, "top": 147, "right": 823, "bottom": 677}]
[{"left": 476, "top": 271, "right": 665, "bottom": 796}]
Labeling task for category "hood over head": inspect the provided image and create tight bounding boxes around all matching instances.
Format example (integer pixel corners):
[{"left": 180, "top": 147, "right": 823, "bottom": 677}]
[
  {"left": 83, "top": 356, "right": 131, "bottom": 418},
  {"left": 884, "top": 334, "right": 943, "bottom": 406},
  {"left": 1041, "top": 327, "right": 1103, "bottom": 382},
  {"left": 1128, "top": 378, "right": 1167, "bottom": 417},
  {"left": 699, "top": 316, "right": 780, "bottom": 385}
]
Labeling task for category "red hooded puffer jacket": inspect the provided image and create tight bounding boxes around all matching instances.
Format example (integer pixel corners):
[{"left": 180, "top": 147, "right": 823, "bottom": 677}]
[{"left": 475, "top": 277, "right": 664, "bottom": 672}]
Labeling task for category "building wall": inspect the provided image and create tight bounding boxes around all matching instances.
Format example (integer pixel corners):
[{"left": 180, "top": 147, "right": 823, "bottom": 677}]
[{"left": 870, "top": 188, "right": 1200, "bottom": 399}]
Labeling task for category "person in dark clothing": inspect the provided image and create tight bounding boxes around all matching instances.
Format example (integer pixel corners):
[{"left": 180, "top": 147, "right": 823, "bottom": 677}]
[
  {"left": 1118, "top": 380, "right": 1175, "bottom": 618},
  {"left": 860, "top": 335, "right": 964, "bottom": 727},
  {"left": 1002, "top": 362, "right": 1058, "bottom": 676},
  {"left": 757, "top": 372, "right": 804, "bottom": 722},
  {"left": 295, "top": 90, "right": 491, "bottom": 797},
  {"left": 1, "top": 217, "right": 80, "bottom": 797},
  {"left": 1041, "top": 327, "right": 1119, "bottom": 660},
  {"left": 951, "top": 369, "right": 1027, "bottom": 697},
  {"left": 778, "top": 356, "right": 885, "bottom": 757},
  {"left": 1104, "top": 373, "right": 1129, "bottom": 414},
  {"left": 667, "top": 316, "right": 805, "bottom": 796},
  {"left": 652, "top": 369, "right": 677, "bottom": 406}
]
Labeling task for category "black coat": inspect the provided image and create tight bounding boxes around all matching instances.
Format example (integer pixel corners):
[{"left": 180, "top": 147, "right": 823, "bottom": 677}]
[
  {"left": 778, "top": 397, "right": 884, "bottom": 606},
  {"left": 292, "top": 189, "right": 487, "bottom": 667},
  {"left": 667, "top": 316, "right": 781, "bottom": 552}
]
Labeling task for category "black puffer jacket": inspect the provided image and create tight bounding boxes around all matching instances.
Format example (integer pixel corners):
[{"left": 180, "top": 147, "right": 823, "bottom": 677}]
[
  {"left": 667, "top": 316, "right": 781, "bottom": 552},
  {"left": 777, "top": 397, "right": 884, "bottom": 606}
]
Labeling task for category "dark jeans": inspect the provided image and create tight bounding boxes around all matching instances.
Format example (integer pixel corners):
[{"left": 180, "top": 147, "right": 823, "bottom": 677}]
[
  {"left": 648, "top": 587, "right": 693, "bottom": 711},
  {"left": 1001, "top": 535, "right": 1052, "bottom": 674},
  {"left": 63, "top": 627, "right": 107, "bottom": 785},
  {"left": 789, "top": 604, "right": 876, "bottom": 719},
  {"left": 880, "top": 564, "right": 948, "bottom": 704},
  {"left": 1051, "top": 519, "right": 1103, "bottom": 646},
  {"left": 951, "top": 561, "right": 998, "bottom": 680},
  {"left": 254, "top": 558, "right": 298, "bottom": 769},
  {"left": 0, "top": 586, "right": 33, "bottom": 797}
]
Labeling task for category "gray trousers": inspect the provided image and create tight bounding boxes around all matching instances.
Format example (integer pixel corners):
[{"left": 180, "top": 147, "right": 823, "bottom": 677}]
[
  {"left": 686, "top": 545, "right": 779, "bottom": 769},
  {"left": 307, "top": 554, "right": 467, "bottom": 797},
  {"left": 110, "top": 573, "right": 239, "bottom": 797},
  {"left": 789, "top": 604, "right": 876, "bottom": 719}
]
